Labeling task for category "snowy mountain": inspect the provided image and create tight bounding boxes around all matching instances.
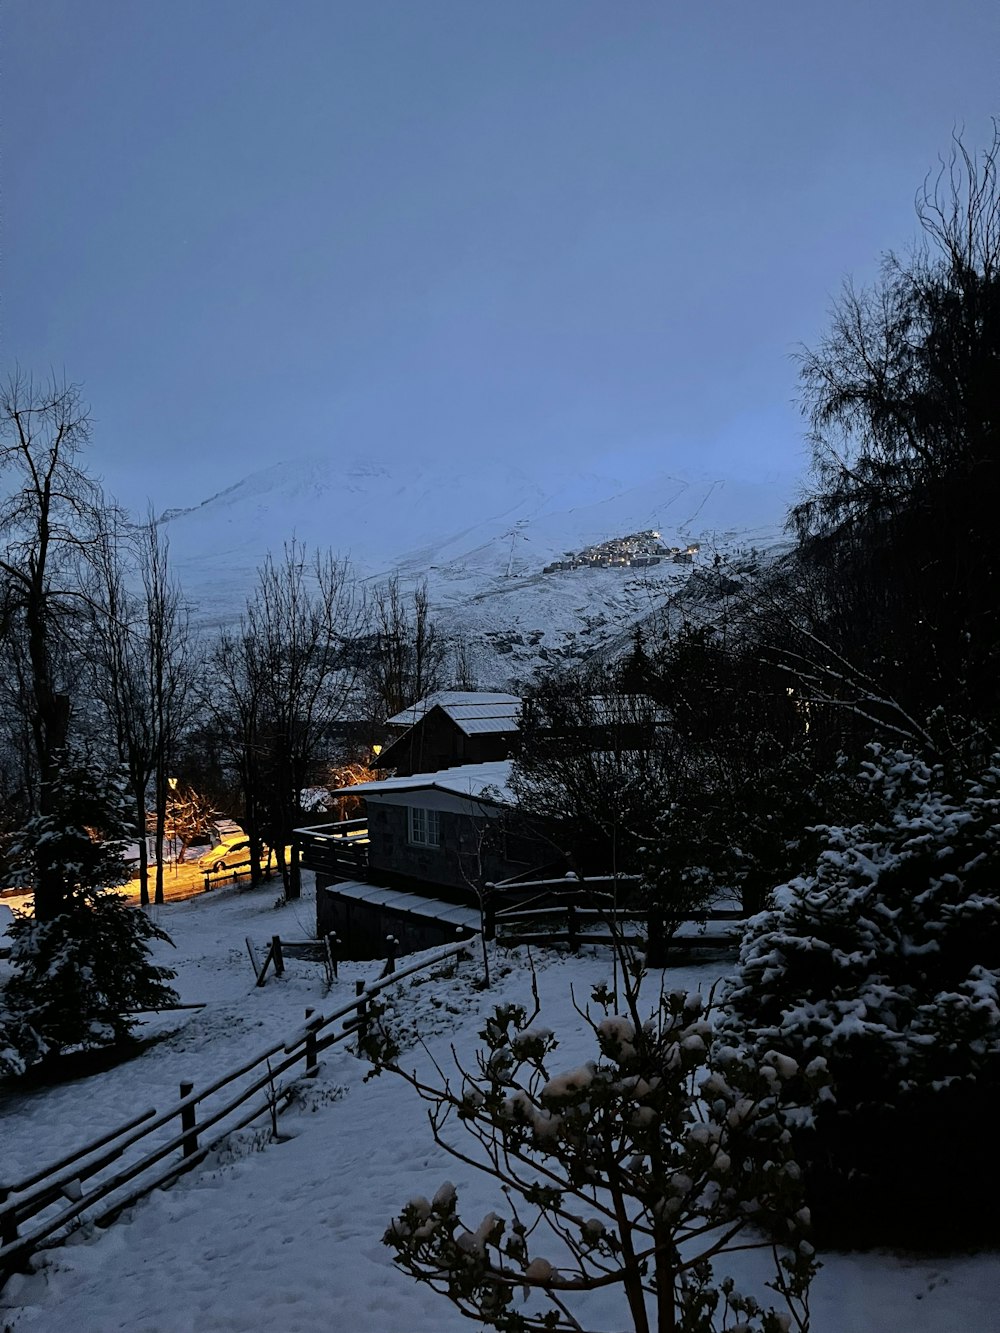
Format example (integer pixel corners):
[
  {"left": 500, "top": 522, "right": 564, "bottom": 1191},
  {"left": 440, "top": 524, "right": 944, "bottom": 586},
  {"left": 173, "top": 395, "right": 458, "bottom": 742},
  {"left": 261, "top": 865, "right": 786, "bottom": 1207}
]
[{"left": 162, "top": 455, "right": 796, "bottom": 684}]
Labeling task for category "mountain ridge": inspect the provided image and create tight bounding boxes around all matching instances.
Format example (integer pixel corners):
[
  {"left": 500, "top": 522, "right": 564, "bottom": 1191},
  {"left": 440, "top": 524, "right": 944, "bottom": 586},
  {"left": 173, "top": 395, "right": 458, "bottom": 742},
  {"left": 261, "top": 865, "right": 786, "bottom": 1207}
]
[{"left": 160, "top": 453, "right": 797, "bottom": 685}]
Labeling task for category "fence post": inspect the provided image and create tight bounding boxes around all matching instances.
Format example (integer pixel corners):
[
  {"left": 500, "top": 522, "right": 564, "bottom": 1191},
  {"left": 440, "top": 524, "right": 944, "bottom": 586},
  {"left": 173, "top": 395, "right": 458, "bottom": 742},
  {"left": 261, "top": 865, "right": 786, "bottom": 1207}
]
[
  {"left": 304, "top": 1008, "right": 318, "bottom": 1076},
  {"left": 646, "top": 909, "right": 666, "bottom": 968},
  {"left": 271, "top": 935, "right": 285, "bottom": 977},
  {"left": 179, "top": 1081, "right": 198, "bottom": 1158},
  {"left": 324, "top": 931, "right": 339, "bottom": 982},
  {"left": 0, "top": 1187, "right": 17, "bottom": 1248},
  {"left": 354, "top": 979, "right": 368, "bottom": 1048},
  {"left": 254, "top": 939, "right": 274, "bottom": 987},
  {"left": 383, "top": 935, "right": 398, "bottom": 976},
  {"left": 567, "top": 901, "right": 579, "bottom": 952},
  {"left": 483, "top": 884, "right": 496, "bottom": 941}
]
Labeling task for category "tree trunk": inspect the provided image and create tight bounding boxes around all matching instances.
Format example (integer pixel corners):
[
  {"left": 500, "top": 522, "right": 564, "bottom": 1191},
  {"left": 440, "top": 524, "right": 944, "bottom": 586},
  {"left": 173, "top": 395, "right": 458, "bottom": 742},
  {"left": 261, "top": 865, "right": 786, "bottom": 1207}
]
[
  {"left": 30, "top": 697, "right": 71, "bottom": 922},
  {"left": 242, "top": 754, "right": 264, "bottom": 888},
  {"left": 275, "top": 840, "right": 289, "bottom": 896},
  {"left": 154, "top": 767, "right": 167, "bottom": 906},
  {"left": 134, "top": 780, "right": 150, "bottom": 907},
  {"left": 288, "top": 837, "right": 301, "bottom": 899},
  {"left": 653, "top": 1221, "right": 677, "bottom": 1332},
  {"left": 27, "top": 585, "right": 71, "bottom": 922}
]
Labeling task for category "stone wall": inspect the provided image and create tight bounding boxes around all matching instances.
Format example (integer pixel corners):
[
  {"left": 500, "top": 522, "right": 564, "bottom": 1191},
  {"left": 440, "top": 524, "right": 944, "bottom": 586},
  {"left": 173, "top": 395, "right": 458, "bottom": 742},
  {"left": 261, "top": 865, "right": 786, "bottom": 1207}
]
[
  {"left": 316, "top": 883, "right": 474, "bottom": 959},
  {"left": 366, "top": 801, "right": 539, "bottom": 893}
]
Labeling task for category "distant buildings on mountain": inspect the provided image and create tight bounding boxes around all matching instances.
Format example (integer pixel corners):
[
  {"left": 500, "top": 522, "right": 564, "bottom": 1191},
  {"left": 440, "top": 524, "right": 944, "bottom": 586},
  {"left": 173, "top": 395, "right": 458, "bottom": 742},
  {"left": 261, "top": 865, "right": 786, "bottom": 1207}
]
[{"left": 542, "top": 530, "right": 699, "bottom": 574}]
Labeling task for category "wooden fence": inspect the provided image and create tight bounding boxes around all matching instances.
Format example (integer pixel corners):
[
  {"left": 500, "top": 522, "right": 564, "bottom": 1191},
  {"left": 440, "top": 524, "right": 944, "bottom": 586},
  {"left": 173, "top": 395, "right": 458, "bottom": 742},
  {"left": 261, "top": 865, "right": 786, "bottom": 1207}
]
[
  {"left": 0, "top": 936, "right": 470, "bottom": 1282},
  {"left": 201, "top": 860, "right": 280, "bottom": 894},
  {"left": 245, "top": 930, "right": 381, "bottom": 989},
  {"left": 484, "top": 874, "right": 744, "bottom": 963}
]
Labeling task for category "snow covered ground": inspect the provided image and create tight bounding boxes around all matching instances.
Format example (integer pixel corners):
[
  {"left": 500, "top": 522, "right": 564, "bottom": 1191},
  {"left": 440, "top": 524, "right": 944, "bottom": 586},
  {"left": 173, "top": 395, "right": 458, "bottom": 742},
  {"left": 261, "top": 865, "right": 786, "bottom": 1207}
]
[{"left": 2, "top": 880, "right": 996, "bottom": 1332}]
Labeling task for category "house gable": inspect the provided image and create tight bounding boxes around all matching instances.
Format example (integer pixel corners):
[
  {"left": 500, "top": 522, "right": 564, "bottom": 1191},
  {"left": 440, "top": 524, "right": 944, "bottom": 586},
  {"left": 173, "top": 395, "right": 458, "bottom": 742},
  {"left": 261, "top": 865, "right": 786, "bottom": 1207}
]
[{"left": 377, "top": 693, "right": 522, "bottom": 776}]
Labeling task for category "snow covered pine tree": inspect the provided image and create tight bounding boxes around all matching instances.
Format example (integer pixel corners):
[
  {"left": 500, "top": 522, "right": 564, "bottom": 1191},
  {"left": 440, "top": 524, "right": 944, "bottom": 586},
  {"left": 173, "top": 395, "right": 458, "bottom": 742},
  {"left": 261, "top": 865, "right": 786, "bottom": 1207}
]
[
  {"left": 1, "top": 749, "right": 177, "bottom": 1076},
  {"left": 722, "top": 748, "right": 1000, "bottom": 1245}
]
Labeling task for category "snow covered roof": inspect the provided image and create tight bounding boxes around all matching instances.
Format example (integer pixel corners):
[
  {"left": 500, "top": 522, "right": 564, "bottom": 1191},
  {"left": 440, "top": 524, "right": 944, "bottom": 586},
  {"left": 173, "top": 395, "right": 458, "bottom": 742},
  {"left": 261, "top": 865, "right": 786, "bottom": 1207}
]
[
  {"left": 328, "top": 759, "right": 515, "bottom": 806},
  {"left": 439, "top": 699, "right": 521, "bottom": 735},
  {"left": 320, "top": 880, "right": 481, "bottom": 931},
  {"left": 212, "top": 818, "right": 244, "bottom": 840},
  {"left": 584, "top": 694, "right": 669, "bottom": 725},
  {"left": 385, "top": 691, "right": 520, "bottom": 729}
]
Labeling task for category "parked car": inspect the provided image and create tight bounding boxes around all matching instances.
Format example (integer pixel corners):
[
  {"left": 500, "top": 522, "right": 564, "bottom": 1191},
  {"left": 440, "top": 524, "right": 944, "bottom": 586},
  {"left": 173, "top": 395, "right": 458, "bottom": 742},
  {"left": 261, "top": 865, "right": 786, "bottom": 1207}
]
[{"left": 197, "top": 836, "right": 269, "bottom": 874}]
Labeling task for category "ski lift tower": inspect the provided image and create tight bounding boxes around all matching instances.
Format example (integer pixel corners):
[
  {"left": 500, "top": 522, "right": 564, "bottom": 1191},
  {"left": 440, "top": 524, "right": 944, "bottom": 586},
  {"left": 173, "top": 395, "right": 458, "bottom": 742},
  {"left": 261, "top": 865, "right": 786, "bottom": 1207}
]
[{"left": 503, "top": 520, "right": 529, "bottom": 578}]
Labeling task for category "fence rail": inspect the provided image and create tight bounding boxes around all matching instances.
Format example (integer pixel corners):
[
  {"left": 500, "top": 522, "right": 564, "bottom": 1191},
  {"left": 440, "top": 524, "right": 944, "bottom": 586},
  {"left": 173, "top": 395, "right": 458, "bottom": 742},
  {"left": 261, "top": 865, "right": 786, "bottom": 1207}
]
[
  {"left": 201, "top": 860, "right": 281, "bottom": 893},
  {"left": 245, "top": 932, "right": 353, "bottom": 988},
  {"left": 294, "top": 821, "right": 370, "bottom": 883},
  {"left": 484, "top": 874, "right": 744, "bottom": 959},
  {"left": 0, "top": 935, "right": 472, "bottom": 1280}
]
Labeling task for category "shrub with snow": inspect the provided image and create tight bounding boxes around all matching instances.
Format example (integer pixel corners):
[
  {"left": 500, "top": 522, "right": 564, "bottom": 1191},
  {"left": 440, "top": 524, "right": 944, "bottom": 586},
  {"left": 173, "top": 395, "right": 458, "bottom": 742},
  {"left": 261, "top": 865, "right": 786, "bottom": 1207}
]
[
  {"left": 721, "top": 748, "right": 1000, "bottom": 1244},
  {"left": 376, "top": 956, "right": 820, "bottom": 1331}
]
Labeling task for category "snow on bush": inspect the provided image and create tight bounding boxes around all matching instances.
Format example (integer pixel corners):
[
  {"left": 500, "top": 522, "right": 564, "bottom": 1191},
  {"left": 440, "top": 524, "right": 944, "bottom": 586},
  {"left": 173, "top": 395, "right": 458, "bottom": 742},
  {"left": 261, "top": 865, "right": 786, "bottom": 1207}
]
[
  {"left": 720, "top": 747, "right": 1000, "bottom": 1242},
  {"left": 376, "top": 960, "right": 822, "bottom": 1331}
]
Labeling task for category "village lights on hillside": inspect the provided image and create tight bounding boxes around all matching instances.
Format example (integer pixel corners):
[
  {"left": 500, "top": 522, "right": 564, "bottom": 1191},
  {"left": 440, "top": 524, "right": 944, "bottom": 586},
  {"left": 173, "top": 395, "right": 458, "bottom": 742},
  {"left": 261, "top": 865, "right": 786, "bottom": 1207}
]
[{"left": 542, "top": 528, "right": 682, "bottom": 575}]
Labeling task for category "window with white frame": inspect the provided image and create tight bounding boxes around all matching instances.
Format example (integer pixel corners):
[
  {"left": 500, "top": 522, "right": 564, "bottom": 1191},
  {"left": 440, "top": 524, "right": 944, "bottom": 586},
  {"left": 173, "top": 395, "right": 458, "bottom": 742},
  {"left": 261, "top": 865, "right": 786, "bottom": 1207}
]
[{"left": 408, "top": 806, "right": 441, "bottom": 847}]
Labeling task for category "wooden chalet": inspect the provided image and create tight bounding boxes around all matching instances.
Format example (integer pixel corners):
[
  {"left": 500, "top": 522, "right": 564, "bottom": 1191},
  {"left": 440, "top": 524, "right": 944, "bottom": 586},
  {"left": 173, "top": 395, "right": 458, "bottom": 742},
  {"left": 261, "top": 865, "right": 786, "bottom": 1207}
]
[
  {"left": 296, "top": 690, "right": 558, "bottom": 958},
  {"left": 297, "top": 758, "right": 553, "bottom": 958},
  {"left": 294, "top": 688, "right": 669, "bottom": 960},
  {"left": 376, "top": 691, "right": 522, "bottom": 776}
]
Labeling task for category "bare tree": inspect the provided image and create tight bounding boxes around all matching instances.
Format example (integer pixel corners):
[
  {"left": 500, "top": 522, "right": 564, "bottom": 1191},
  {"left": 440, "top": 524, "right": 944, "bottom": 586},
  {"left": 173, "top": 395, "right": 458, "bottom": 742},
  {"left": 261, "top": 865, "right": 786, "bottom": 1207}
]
[
  {"left": 366, "top": 574, "right": 445, "bottom": 719},
  {"left": 143, "top": 519, "right": 196, "bottom": 905},
  {"left": 84, "top": 511, "right": 196, "bottom": 905},
  {"left": 86, "top": 514, "right": 158, "bottom": 905},
  {"left": 217, "top": 543, "right": 364, "bottom": 900},
  {"left": 0, "top": 372, "right": 118, "bottom": 920},
  {"left": 513, "top": 666, "right": 676, "bottom": 876},
  {"left": 206, "top": 624, "right": 269, "bottom": 886},
  {"left": 451, "top": 636, "right": 478, "bottom": 691},
  {"left": 163, "top": 782, "right": 218, "bottom": 865}
]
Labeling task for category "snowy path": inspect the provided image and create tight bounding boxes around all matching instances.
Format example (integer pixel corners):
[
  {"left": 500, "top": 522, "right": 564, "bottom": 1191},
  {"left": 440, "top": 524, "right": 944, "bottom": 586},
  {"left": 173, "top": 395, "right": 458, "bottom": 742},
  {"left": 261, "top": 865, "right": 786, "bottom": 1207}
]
[{"left": 2, "top": 881, "right": 998, "bottom": 1331}]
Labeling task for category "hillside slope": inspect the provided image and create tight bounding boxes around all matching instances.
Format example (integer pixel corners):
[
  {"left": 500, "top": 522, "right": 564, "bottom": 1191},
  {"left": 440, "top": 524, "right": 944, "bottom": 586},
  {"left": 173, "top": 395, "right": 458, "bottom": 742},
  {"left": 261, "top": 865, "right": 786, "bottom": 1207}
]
[{"left": 162, "top": 455, "right": 795, "bottom": 682}]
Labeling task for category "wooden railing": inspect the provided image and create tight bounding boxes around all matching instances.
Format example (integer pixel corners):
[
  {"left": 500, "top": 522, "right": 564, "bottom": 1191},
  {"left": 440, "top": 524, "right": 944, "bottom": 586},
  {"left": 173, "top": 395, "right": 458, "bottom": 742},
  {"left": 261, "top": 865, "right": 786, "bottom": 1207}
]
[
  {"left": 294, "top": 820, "right": 370, "bottom": 882},
  {"left": 483, "top": 874, "right": 744, "bottom": 959},
  {"left": 484, "top": 873, "right": 634, "bottom": 946},
  {"left": 0, "top": 935, "right": 471, "bottom": 1281}
]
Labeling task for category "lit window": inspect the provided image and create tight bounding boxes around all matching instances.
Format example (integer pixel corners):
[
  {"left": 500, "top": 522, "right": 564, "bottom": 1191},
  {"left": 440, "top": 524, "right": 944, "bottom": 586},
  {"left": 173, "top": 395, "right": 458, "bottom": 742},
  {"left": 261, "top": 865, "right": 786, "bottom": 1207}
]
[{"left": 408, "top": 806, "right": 440, "bottom": 847}]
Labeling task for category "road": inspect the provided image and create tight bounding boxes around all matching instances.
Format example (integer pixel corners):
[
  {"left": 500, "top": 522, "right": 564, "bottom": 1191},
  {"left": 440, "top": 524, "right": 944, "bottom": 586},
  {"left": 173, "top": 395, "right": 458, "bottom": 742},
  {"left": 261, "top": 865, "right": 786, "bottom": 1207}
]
[
  {"left": 120, "top": 859, "right": 238, "bottom": 904},
  {"left": 1, "top": 854, "right": 288, "bottom": 915}
]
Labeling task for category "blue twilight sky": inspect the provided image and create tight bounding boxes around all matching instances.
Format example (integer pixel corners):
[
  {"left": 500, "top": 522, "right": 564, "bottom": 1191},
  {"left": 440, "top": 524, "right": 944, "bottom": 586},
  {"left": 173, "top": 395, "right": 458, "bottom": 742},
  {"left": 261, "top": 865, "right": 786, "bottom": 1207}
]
[{"left": 2, "top": 1, "right": 997, "bottom": 513}]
